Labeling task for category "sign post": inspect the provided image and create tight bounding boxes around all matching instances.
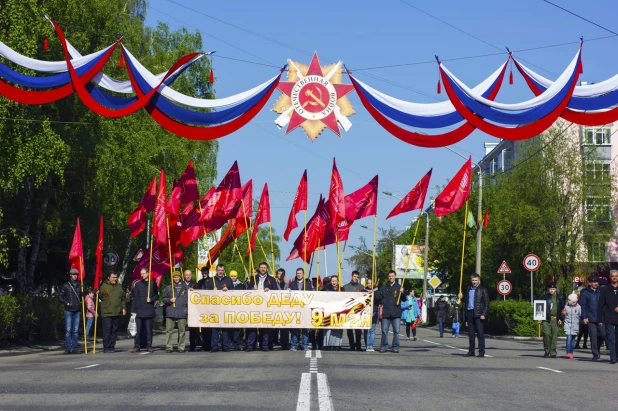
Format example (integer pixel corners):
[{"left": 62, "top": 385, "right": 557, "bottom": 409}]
[
  {"left": 497, "top": 279, "right": 512, "bottom": 297},
  {"left": 523, "top": 254, "right": 541, "bottom": 305},
  {"left": 497, "top": 261, "right": 511, "bottom": 300}
]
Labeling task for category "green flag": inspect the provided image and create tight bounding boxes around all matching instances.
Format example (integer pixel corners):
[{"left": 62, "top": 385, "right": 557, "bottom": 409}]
[{"left": 467, "top": 211, "right": 476, "bottom": 228}]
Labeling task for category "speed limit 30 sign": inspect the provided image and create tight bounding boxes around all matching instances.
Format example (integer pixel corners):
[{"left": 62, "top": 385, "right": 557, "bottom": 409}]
[
  {"left": 523, "top": 254, "right": 541, "bottom": 271},
  {"left": 497, "top": 279, "right": 512, "bottom": 296}
]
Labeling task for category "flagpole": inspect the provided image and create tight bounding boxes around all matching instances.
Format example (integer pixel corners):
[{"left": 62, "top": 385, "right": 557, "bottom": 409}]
[
  {"left": 324, "top": 244, "right": 328, "bottom": 278},
  {"left": 79, "top": 256, "right": 88, "bottom": 354},
  {"left": 339, "top": 239, "right": 348, "bottom": 274},
  {"left": 147, "top": 233, "right": 154, "bottom": 300},
  {"left": 269, "top": 221, "right": 276, "bottom": 273},
  {"left": 241, "top": 199, "right": 256, "bottom": 284},
  {"left": 458, "top": 201, "right": 470, "bottom": 304},
  {"left": 317, "top": 238, "right": 321, "bottom": 287},
  {"left": 303, "top": 210, "right": 307, "bottom": 291},
  {"left": 234, "top": 240, "right": 249, "bottom": 277},
  {"left": 335, "top": 230, "right": 341, "bottom": 289},
  {"left": 256, "top": 236, "right": 274, "bottom": 274},
  {"left": 93, "top": 290, "right": 99, "bottom": 354},
  {"left": 397, "top": 212, "right": 422, "bottom": 305},
  {"left": 166, "top": 216, "right": 176, "bottom": 307},
  {"left": 372, "top": 214, "right": 377, "bottom": 287}
]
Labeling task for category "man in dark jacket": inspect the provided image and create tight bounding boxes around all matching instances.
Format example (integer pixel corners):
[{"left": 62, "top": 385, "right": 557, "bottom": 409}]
[
  {"left": 162, "top": 271, "right": 189, "bottom": 353},
  {"left": 182, "top": 269, "right": 200, "bottom": 352},
  {"left": 598, "top": 270, "right": 618, "bottom": 364},
  {"left": 205, "top": 264, "right": 234, "bottom": 352},
  {"left": 130, "top": 269, "right": 157, "bottom": 353},
  {"left": 538, "top": 282, "right": 564, "bottom": 358},
  {"left": 580, "top": 275, "right": 605, "bottom": 361},
  {"left": 458, "top": 273, "right": 489, "bottom": 357},
  {"left": 246, "top": 262, "right": 278, "bottom": 351},
  {"left": 434, "top": 295, "right": 450, "bottom": 338},
  {"left": 58, "top": 268, "right": 83, "bottom": 354},
  {"left": 286, "top": 268, "right": 314, "bottom": 351},
  {"left": 99, "top": 272, "right": 126, "bottom": 353},
  {"left": 197, "top": 269, "right": 213, "bottom": 352},
  {"left": 274, "top": 268, "right": 288, "bottom": 349},
  {"left": 343, "top": 270, "right": 364, "bottom": 351},
  {"left": 229, "top": 270, "right": 245, "bottom": 350},
  {"left": 376, "top": 270, "right": 402, "bottom": 353}
]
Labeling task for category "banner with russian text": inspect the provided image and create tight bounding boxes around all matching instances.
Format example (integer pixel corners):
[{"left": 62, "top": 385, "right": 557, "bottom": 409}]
[{"left": 188, "top": 290, "right": 372, "bottom": 329}]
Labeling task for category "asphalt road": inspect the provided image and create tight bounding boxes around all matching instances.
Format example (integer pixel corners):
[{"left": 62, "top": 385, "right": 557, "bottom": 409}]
[{"left": 0, "top": 326, "right": 615, "bottom": 411}]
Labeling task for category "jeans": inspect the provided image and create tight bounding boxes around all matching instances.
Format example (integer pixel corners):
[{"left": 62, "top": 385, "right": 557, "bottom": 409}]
[
  {"left": 438, "top": 322, "right": 445, "bottom": 336},
  {"left": 134, "top": 317, "right": 153, "bottom": 348},
  {"left": 64, "top": 310, "right": 81, "bottom": 352},
  {"left": 380, "top": 316, "right": 400, "bottom": 350},
  {"left": 347, "top": 329, "right": 362, "bottom": 350},
  {"left": 165, "top": 318, "right": 187, "bottom": 351},
  {"left": 290, "top": 329, "right": 310, "bottom": 349},
  {"left": 566, "top": 334, "right": 575, "bottom": 354},
  {"left": 85, "top": 317, "right": 93, "bottom": 339},
  {"left": 365, "top": 312, "right": 378, "bottom": 348},
  {"left": 606, "top": 324, "right": 618, "bottom": 361},
  {"left": 467, "top": 310, "right": 485, "bottom": 354},
  {"left": 587, "top": 322, "right": 606, "bottom": 357},
  {"left": 452, "top": 322, "right": 460, "bottom": 336},
  {"left": 211, "top": 328, "right": 230, "bottom": 350},
  {"left": 102, "top": 316, "right": 121, "bottom": 350}
]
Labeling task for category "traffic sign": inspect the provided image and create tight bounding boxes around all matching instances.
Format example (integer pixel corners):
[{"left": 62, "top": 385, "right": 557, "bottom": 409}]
[
  {"left": 133, "top": 249, "right": 144, "bottom": 262},
  {"left": 497, "top": 261, "right": 511, "bottom": 274},
  {"left": 523, "top": 254, "right": 541, "bottom": 271},
  {"left": 497, "top": 279, "right": 512, "bottom": 296},
  {"left": 104, "top": 252, "right": 119, "bottom": 267},
  {"left": 428, "top": 275, "right": 442, "bottom": 289}
]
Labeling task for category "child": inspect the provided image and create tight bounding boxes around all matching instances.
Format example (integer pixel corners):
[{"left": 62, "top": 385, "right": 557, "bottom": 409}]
[
  {"left": 85, "top": 287, "right": 96, "bottom": 341},
  {"left": 563, "top": 293, "right": 582, "bottom": 359},
  {"left": 450, "top": 302, "right": 462, "bottom": 338}
]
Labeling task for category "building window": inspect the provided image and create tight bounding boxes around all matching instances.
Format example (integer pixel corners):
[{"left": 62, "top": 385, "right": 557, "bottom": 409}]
[
  {"left": 583, "top": 127, "right": 612, "bottom": 145},
  {"left": 588, "top": 242, "right": 606, "bottom": 262},
  {"left": 585, "top": 196, "right": 611, "bottom": 222},
  {"left": 585, "top": 161, "right": 611, "bottom": 185}
]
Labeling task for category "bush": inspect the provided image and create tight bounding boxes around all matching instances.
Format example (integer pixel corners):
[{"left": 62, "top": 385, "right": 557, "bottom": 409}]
[
  {"left": 487, "top": 300, "right": 538, "bottom": 336},
  {"left": 0, "top": 295, "right": 65, "bottom": 346}
]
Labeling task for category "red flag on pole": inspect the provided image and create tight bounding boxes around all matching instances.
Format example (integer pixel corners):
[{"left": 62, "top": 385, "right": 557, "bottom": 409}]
[
  {"left": 344, "top": 175, "right": 378, "bottom": 223},
  {"left": 167, "top": 161, "right": 199, "bottom": 217},
  {"left": 328, "top": 159, "right": 346, "bottom": 227},
  {"left": 483, "top": 209, "right": 489, "bottom": 228},
  {"left": 288, "top": 196, "right": 328, "bottom": 263},
  {"left": 94, "top": 216, "right": 104, "bottom": 290},
  {"left": 199, "top": 161, "right": 242, "bottom": 226},
  {"left": 434, "top": 158, "right": 472, "bottom": 217},
  {"left": 203, "top": 178, "right": 250, "bottom": 234},
  {"left": 386, "top": 169, "right": 432, "bottom": 219},
  {"left": 283, "top": 170, "right": 308, "bottom": 241},
  {"left": 233, "top": 180, "right": 253, "bottom": 238},
  {"left": 68, "top": 217, "right": 85, "bottom": 281},
  {"left": 248, "top": 183, "right": 271, "bottom": 253},
  {"left": 128, "top": 176, "right": 156, "bottom": 238},
  {"left": 153, "top": 169, "right": 168, "bottom": 245},
  {"left": 131, "top": 242, "right": 171, "bottom": 281}
]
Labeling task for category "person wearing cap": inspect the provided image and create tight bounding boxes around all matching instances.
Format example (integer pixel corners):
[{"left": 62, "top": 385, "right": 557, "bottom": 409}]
[
  {"left": 99, "top": 272, "right": 126, "bottom": 353},
  {"left": 598, "top": 269, "right": 618, "bottom": 364},
  {"left": 205, "top": 263, "right": 234, "bottom": 352},
  {"left": 434, "top": 295, "right": 450, "bottom": 338},
  {"left": 579, "top": 275, "right": 605, "bottom": 360},
  {"left": 229, "top": 269, "right": 245, "bottom": 350},
  {"left": 58, "top": 268, "right": 84, "bottom": 354},
  {"left": 563, "top": 293, "right": 582, "bottom": 359},
  {"left": 458, "top": 273, "right": 489, "bottom": 357},
  {"left": 162, "top": 271, "right": 189, "bottom": 353},
  {"left": 130, "top": 269, "right": 157, "bottom": 353},
  {"left": 539, "top": 282, "right": 564, "bottom": 358}
]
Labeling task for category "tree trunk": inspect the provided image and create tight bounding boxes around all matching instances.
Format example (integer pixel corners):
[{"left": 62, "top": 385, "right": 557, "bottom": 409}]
[
  {"left": 118, "top": 235, "right": 133, "bottom": 286},
  {"left": 25, "top": 182, "right": 51, "bottom": 292}
]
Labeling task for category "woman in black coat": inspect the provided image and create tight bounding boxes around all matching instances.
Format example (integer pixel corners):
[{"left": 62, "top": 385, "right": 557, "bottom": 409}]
[{"left": 434, "top": 295, "right": 450, "bottom": 338}]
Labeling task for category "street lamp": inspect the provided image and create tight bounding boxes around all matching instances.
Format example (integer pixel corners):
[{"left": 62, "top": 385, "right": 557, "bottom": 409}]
[
  {"left": 359, "top": 224, "right": 396, "bottom": 270},
  {"left": 348, "top": 245, "right": 376, "bottom": 281},
  {"left": 382, "top": 191, "right": 430, "bottom": 301}
]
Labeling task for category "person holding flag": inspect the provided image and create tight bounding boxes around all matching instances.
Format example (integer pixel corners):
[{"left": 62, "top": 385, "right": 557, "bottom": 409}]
[
  {"left": 58, "top": 268, "right": 84, "bottom": 354},
  {"left": 130, "top": 269, "right": 158, "bottom": 353},
  {"left": 163, "top": 271, "right": 190, "bottom": 353}
]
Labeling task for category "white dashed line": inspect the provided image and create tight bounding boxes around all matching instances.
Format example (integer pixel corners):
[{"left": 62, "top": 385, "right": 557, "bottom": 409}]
[
  {"left": 537, "top": 366, "right": 564, "bottom": 373},
  {"left": 296, "top": 373, "right": 312, "bottom": 411},
  {"left": 425, "top": 340, "right": 493, "bottom": 357},
  {"left": 317, "top": 373, "right": 334, "bottom": 411},
  {"left": 74, "top": 364, "right": 99, "bottom": 370},
  {"left": 139, "top": 352, "right": 150, "bottom": 355},
  {"left": 305, "top": 350, "right": 312, "bottom": 358}
]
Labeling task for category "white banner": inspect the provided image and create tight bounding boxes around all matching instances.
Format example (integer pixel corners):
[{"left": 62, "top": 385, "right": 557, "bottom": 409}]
[
  {"left": 188, "top": 290, "right": 373, "bottom": 329},
  {"left": 197, "top": 229, "right": 221, "bottom": 269}
]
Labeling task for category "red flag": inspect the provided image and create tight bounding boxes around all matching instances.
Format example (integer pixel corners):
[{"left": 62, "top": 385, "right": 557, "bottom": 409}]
[
  {"left": 94, "top": 216, "right": 104, "bottom": 290},
  {"left": 386, "top": 169, "right": 432, "bottom": 219},
  {"left": 153, "top": 169, "right": 168, "bottom": 245},
  {"left": 248, "top": 183, "right": 271, "bottom": 253},
  {"left": 284, "top": 170, "right": 308, "bottom": 241},
  {"left": 328, "top": 159, "right": 346, "bottom": 227},
  {"left": 233, "top": 180, "right": 253, "bottom": 238},
  {"left": 344, "top": 175, "right": 378, "bottom": 223},
  {"left": 289, "top": 196, "right": 328, "bottom": 263},
  {"left": 434, "top": 158, "right": 472, "bottom": 217},
  {"left": 167, "top": 161, "right": 199, "bottom": 217},
  {"left": 128, "top": 176, "right": 156, "bottom": 238},
  {"left": 68, "top": 217, "right": 85, "bottom": 281},
  {"left": 203, "top": 178, "right": 250, "bottom": 234},
  {"left": 483, "top": 209, "right": 489, "bottom": 228},
  {"left": 179, "top": 187, "right": 216, "bottom": 247},
  {"left": 131, "top": 242, "right": 170, "bottom": 281},
  {"left": 199, "top": 161, "right": 242, "bottom": 227}
]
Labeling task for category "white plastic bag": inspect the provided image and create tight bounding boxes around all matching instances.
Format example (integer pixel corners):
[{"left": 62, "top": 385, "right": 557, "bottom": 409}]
[{"left": 128, "top": 313, "right": 137, "bottom": 337}]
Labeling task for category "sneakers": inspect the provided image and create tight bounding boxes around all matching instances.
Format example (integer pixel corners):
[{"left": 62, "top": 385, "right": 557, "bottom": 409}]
[
  {"left": 290, "top": 347, "right": 298, "bottom": 351},
  {"left": 455, "top": 335, "right": 459, "bottom": 338},
  {"left": 366, "top": 347, "right": 375, "bottom": 352},
  {"left": 566, "top": 353, "right": 573, "bottom": 359},
  {"left": 414, "top": 337, "right": 418, "bottom": 341}
]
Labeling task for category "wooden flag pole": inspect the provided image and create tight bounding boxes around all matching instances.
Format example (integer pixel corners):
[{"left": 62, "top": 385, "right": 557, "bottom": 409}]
[
  {"left": 335, "top": 230, "right": 341, "bottom": 289},
  {"left": 233, "top": 240, "right": 249, "bottom": 277},
  {"left": 269, "top": 221, "right": 276, "bottom": 274},
  {"left": 339, "top": 240, "right": 348, "bottom": 273},
  {"left": 79, "top": 256, "right": 88, "bottom": 354},
  {"left": 166, "top": 216, "right": 176, "bottom": 307},
  {"left": 147, "top": 234, "right": 154, "bottom": 300},
  {"left": 316, "top": 238, "right": 321, "bottom": 287},
  {"left": 372, "top": 214, "right": 377, "bottom": 287},
  {"left": 458, "top": 201, "right": 470, "bottom": 303},
  {"left": 396, "top": 212, "right": 422, "bottom": 305},
  {"left": 256, "top": 236, "right": 274, "bottom": 274},
  {"left": 93, "top": 291, "right": 99, "bottom": 354},
  {"left": 303, "top": 210, "right": 307, "bottom": 291},
  {"left": 241, "top": 199, "right": 256, "bottom": 284}
]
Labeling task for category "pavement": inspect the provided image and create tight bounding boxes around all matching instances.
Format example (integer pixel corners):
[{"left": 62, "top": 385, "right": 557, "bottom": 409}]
[{"left": 0, "top": 326, "right": 616, "bottom": 411}]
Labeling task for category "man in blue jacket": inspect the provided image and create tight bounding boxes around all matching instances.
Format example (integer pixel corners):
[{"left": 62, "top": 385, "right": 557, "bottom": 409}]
[{"left": 580, "top": 275, "right": 605, "bottom": 361}]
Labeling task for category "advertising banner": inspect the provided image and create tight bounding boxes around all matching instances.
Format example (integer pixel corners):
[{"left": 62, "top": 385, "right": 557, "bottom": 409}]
[
  {"left": 188, "top": 290, "right": 373, "bottom": 329},
  {"left": 394, "top": 244, "right": 425, "bottom": 279}
]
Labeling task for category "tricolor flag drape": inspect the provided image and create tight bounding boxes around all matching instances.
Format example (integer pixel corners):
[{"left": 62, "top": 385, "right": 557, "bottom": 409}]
[
  {"left": 386, "top": 169, "right": 432, "bottom": 219},
  {"left": 283, "top": 170, "right": 308, "bottom": 241},
  {"left": 434, "top": 158, "right": 472, "bottom": 217},
  {"left": 68, "top": 218, "right": 84, "bottom": 281},
  {"left": 128, "top": 176, "right": 156, "bottom": 238}
]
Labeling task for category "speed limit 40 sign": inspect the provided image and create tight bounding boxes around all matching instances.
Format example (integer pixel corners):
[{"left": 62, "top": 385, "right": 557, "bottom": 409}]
[
  {"left": 497, "top": 279, "right": 512, "bottom": 296},
  {"left": 523, "top": 254, "right": 541, "bottom": 271}
]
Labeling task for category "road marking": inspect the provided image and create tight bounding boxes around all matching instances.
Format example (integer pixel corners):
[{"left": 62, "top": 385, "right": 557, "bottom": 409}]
[
  {"left": 315, "top": 350, "right": 322, "bottom": 358},
  {"left": 74, "top": 364, "right": 99, "bottom": 370},
  {"left": 140, "top": 352, "right": 150, "bottom": 355},
  {"left": 317, "top": 373, "right": 334, "bottom": 411},
  {"left": 296, "top": 373, "right": 312, "bottom": 411},
  {"left": 537, "top": 366, "right": 563, "bottom": 374},
  {"left": 425, "top": 340, "right": 493, "bottom": 357},
  {"left": 305, "top": 350, "right": 312, "bottom": 358},
  {"left": 424, "top": 340, "right": 441, "bottom": 345}
]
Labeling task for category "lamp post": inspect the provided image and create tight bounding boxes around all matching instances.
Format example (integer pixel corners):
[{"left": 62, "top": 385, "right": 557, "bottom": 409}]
[
  {"left": 359, "top": 224, "right": 396, "bottom": 271},
  {"left": 348, "top": 245, "right": 376, "bottom": 281}
]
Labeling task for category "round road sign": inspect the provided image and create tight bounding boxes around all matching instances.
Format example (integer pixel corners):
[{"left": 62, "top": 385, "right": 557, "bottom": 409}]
[
  {"left": 104, "top": 252, "right": 119, "bottom": 267},
  {"left": 497, "top": 279, "right": 512, "bottom": 296},
  {"left": 523, "top": 254, "right": 541, "bottom": 271}
]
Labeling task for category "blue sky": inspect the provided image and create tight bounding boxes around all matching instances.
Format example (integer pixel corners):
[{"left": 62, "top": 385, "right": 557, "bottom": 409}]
[{"left": 144, "top": 0, "right": 618, "bottom": 280}]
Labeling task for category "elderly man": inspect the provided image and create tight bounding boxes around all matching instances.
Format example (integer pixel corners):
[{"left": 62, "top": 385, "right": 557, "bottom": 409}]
[
  {"left": 580, "top": 275, "right": 606, "bottom": 361},
  {"left": 99, "top": 272, "right": 126, "bottom": 353},
  {"left": 58, "top": 268, "right": 83, "bottom": 354},
  {"left": 162, "top": 271, "right": 189, "bottom": 353},
  {"left": 130, "top": 269, "right": 157, "bottom": 353},
  {"left": 182, "top": 270, "right": 201, "bottom": 352}
]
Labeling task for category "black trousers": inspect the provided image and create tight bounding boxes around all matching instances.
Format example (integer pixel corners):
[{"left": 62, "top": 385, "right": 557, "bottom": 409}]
[
  {"left": 405, "top": 322, "right": 417, "bottom": 338},
  {"left": 466, "top": 310, "right": 485, "bottom": 353},
  {"left": 134, "top": 317, "right": 153, "bottom": 348},
  {"left": 201, "top": 328, "right": 212, "bottom": 351},
  {"left": 189, "top": 327, "right": 201, "bottom": 350},
  {"left": 102, "top": 316, "right": 121, "bottom": 350},
  {"left": 231, "top": 328, "right": 243, "bottom": 349},
  {"left": 280, "top": 329, "right": 290, "bottom": 350},
  {"left": 347, "top": 329, "right": 362, "bottom": 350},
  {"left": 588, "top": 322, "right": 606, "bottom": 356}
]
